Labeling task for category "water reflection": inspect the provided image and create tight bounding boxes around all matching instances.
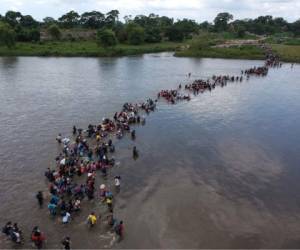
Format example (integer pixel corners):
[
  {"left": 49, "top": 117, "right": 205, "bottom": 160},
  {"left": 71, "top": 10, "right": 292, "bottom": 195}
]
[{"left": 0, "top": 57, "right": 18, "bottom": 67}]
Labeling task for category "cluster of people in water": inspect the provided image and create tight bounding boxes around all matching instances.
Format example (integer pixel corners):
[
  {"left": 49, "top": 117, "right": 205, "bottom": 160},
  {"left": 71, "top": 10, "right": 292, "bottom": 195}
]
[
  {"left": 263, "top": 45, "right": 282, "bottom": 68},
  {"left": 242, "top": 66, "right": 269, "bottom": 76},
  {"left": 40, "top": 98, "right": 156, "bottom": 247},
  {"left": 2, "top": 46, "right": 286, "bottom": 249},
  {"left": 158, "top": 89, "right": 191, "bottom": 104},
  {"left": 2, "top": 222, "right": 23, "bottom": 245},
  {"left": 184, "top": 74, "right": 244, "bottom": 95},
  {"left": 158, "top": 48, "right": 283, "bottom": 106},
  {"left": 41, "top": 100, "right": 157, "bottom": 245}
]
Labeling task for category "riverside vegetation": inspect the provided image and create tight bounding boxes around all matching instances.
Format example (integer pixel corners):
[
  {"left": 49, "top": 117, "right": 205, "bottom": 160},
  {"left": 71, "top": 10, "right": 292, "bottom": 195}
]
[{"left": 0, "top": 10, "right": 299, "bottom": 61}]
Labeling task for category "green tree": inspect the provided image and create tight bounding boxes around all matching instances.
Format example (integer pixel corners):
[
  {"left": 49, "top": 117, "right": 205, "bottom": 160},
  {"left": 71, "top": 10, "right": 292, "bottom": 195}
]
[
  {"left": 165, "top": 25, "right": 184, "bottom": 42},
  {"left": 127, "top": 24, "right": 145, "bottom": 45},
  {"left": 43, "top": 17, "right": 56, "bottom": 27},
  {"left": 237, "top": 26, "right": 246, "bottom": 38},
  {"left": 20, "top": 15, "right": 38, "bottom": 28},
  {"left": 29, "top": 29, "right": 40, "bottom": 41},
  {"left": 175, "top": 19, "right": 198, "bottom": 38},
  {"left": 158, "top": 16, "right": 173, "bottom": 33},
  {"left": 48, "top": 24, "right": 61, "bottom": 40},
  {"left": 80, "top": 11, "right": 105, "bottom": 29},
  {"left": 97, "top": 29, "right": 117, "bottom": 47},
  {"left": 134, "top": 15, "right": 148, "bottom": 27},
  {"left": 58, "top": 11, "right": 80, "bottom": 28},
  {"left": 105, "top": 10, "right": 119, "bottom": 28},
  {"left": 291, "top": 19, "right": 300, "bottom": 36},
  {"left": 145, "top": 27, "right": 162, "bottom": 43},
  {"left": 214, "top": 12, "right": 233, "bottom": 31},
  {"left": 114, "top": 21, "right": 127, "bottom": 42},
  {"left": 124, "top": 15, "right": 133, "bottom": 24},
  {"left": 16, "top": 27, "right": 40, "bottom": 42},
  {"left": 0, "top": 22, "right": 16, "bottom": 48},
  {"left": 199, "top": 21, "right": 213, "bottom": 31},
  {"left": 5, "top": 11, "right": 22, "bottom": 27}
]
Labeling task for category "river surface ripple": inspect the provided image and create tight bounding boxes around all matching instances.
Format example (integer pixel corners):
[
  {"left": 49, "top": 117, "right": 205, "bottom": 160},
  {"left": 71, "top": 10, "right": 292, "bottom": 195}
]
[{"left": 0, "top": 53, "right": 300, "bottom": 248}]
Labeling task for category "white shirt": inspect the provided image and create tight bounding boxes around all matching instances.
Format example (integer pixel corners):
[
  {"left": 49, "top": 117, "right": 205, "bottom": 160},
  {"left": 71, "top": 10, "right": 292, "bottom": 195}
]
[
  {"left": 115, "top": 178, "right": 120, "bottom": 187},
  {"left": 63, "top": 212, "right": 71, "bottom": 223}
]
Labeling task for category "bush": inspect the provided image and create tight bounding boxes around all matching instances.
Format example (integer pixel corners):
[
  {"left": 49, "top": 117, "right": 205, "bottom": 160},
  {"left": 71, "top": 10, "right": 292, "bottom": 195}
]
[
  {"left": 48, "top": 24, "right": 61, "bottom": 40},
  {"left": 116, "top": 28, "right": 128, "bottom": 43},
  {"left": 97, "top": 29, "right": 117, "bottom": 47},
  {"left": 128, "top": 26, "right": 145, "bottom": 45},
  {"left": 165, "top": 26, "right": 184, "bottom": 42},
  {"left": 237, "top": 27, "right": 246, "bottom": 38},
  {"left": 17, "top": 28, "right": 40, "bottom": 42},
  {"left": 0, "top": 22, "right": 15, "bottom": 48},
  {"left": 145, "top": 27, "right": 162, "bottom": 43},
  {"left": 66, "top": 33, "right": 76, "bottom": 42}
]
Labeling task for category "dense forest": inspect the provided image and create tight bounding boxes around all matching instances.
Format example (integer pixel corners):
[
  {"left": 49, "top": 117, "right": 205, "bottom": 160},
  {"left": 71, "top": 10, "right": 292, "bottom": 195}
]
[{"left": 0, "top": 9, "right": 299, "bottom": 48}]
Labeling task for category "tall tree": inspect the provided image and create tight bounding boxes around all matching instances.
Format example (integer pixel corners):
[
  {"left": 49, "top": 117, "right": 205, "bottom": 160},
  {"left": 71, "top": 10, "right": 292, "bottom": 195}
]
[
  {"left": 58, "top": 11, "right": 80, "bottom": 28},
  {"left": 124, "top": 15, "right": 133, "bottom": 24},
  {"left": 48, "top": 24, "right": 61, "bottom": 40},
  {"left": 291, "top": 19, "right": 300, "bottom": 36},
  {"left": 5, "top": 11, "right": 22, "bottom": 27},
  {"left": 165, "top": 25, "right": 184, "bottom": 42},
  {"left": 126, "top": 23, "right": 145, "bottom": 45},
  {"left": 20, "top": 15, "right": 38, "bottom": 28},
  {"left": 43, "top": 17, "right": 56, "bottom": 26},
  {"left": 0, "top": 21, "right": 16, "bottom": 48},
  {"left": 105, "top": 10, "right": 119, "bottom": 27},
  {"left": 175, "top": 19, "right": 198, "bottom": 38},
  {"left": 214, "top": 12, "right": 233, "bottom": 31},
  {"left": 97, "top": 29, "right": 117, "bottom": 47},
  {"left": 80, "top": 11, "right": 105, "bottom": 29}
]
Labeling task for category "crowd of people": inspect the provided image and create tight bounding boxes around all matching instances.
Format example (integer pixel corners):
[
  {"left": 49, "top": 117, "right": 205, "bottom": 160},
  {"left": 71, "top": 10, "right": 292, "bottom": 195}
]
[
  {"left": 2, "top": 222, "right": 23, "bottom": 245},
  {"left": 158, "top": 89, "right": 191, "bottom": 104},
  {"left": 242, "top": 66, "right": 269, "bottom": 76},
  {"left": 2, "top": 46, "right": 286, "bottom": 249}
]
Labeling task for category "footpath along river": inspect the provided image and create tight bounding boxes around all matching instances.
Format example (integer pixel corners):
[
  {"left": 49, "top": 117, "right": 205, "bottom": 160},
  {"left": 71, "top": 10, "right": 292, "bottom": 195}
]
[{"left": 0, "top": 53, "right": 300, "bottom": 248}]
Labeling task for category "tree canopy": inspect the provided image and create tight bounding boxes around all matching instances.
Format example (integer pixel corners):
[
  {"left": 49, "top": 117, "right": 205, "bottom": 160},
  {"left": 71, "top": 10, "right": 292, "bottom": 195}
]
[
  {"left": 0, "top": 9, "right": 299, "bottom": 45},
  {"left": 80, "top": 11, "right": 105, "bottom": 29},
  {"left": 214, "top": 12, "right": 234, "bottom": 31},
  {"left": 48, "top": 24, "right": 61, "bottom": 40},
  {"left": 58, "top": 11, "right": 80, "bottom": 28},
  {"left": 97, "top": 28, "right": 117, "bottom": 47},
  {"left": 0, "top": 21, "right": 15, "bottom": 48},
  {"left": 127, "top": 23, "right": 145, "bottom": 45}
]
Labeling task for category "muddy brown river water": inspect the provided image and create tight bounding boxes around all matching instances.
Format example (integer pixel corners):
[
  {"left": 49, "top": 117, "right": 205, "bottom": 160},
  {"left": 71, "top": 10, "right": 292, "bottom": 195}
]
[{"left": 0, "top": 53, "right": 300, "bottom": 248}]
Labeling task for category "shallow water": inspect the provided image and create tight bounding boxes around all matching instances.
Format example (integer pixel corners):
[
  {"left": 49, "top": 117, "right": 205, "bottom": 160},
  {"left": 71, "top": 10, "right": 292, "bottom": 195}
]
[{"left": 0, "top": 53, "right": 300, "bottom": 248}]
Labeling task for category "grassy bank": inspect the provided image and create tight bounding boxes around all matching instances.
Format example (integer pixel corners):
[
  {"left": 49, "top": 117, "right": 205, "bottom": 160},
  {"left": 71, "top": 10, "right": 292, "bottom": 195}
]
[
  {"left": 174, "top": 32, "right": 266, "bottom": 60},
  {"left": 0, "top": 41, "right": 184, "bottom": 57},
  {"left": 174, "top": 33, "right": 300, "bottom": 63},
  {"left": 1, "top": 40, "right": 299, "bottom": 63},
  {"left": 176, "top": 45, "right": 266, "bottom": 60},
  {"left": 271, "top": 44, "right": 300, "bottom": 63},
  {"left": 176, "top": 44, "right": 300, "bottom": 63}
]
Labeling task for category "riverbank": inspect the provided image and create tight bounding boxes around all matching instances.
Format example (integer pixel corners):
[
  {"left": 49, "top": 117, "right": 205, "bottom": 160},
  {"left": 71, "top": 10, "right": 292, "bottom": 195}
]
[
  {"left": 1, "top": 41, "right": 299, "bottom": 63},
  {"left": 175, "top": 45, "right": 266, "bottom": 60},
  {"left": 0, "top": 41, "right": 184, "bottom": 57},
  {"left": 271, "top": 44, "right": 300, "bottom": 63},
  {"left": 175, "top": 43, "right": 300, "bottom": 63}
]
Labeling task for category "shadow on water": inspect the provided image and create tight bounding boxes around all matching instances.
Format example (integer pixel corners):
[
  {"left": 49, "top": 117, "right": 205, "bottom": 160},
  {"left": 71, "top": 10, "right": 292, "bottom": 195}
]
[{"left": 0, "top": 57, "right": 19, "bottom": 67}]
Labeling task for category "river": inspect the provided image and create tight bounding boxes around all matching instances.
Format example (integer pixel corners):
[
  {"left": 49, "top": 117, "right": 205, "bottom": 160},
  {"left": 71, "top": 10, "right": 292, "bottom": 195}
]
[{"left": 0, "top": 53, "right": 300, "bottom": 249}]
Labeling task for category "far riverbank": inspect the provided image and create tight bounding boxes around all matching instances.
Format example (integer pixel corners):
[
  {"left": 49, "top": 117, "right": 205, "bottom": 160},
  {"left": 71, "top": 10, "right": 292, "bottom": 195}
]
[{"left": 0, "top": 41, "right": 299, "bottom": 63}]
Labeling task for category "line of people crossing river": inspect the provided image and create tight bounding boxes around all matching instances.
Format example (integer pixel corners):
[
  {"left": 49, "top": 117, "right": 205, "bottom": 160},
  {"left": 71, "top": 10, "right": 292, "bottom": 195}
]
[{"left": 2, "top": 46, "right": 289, "bottom": 249}]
